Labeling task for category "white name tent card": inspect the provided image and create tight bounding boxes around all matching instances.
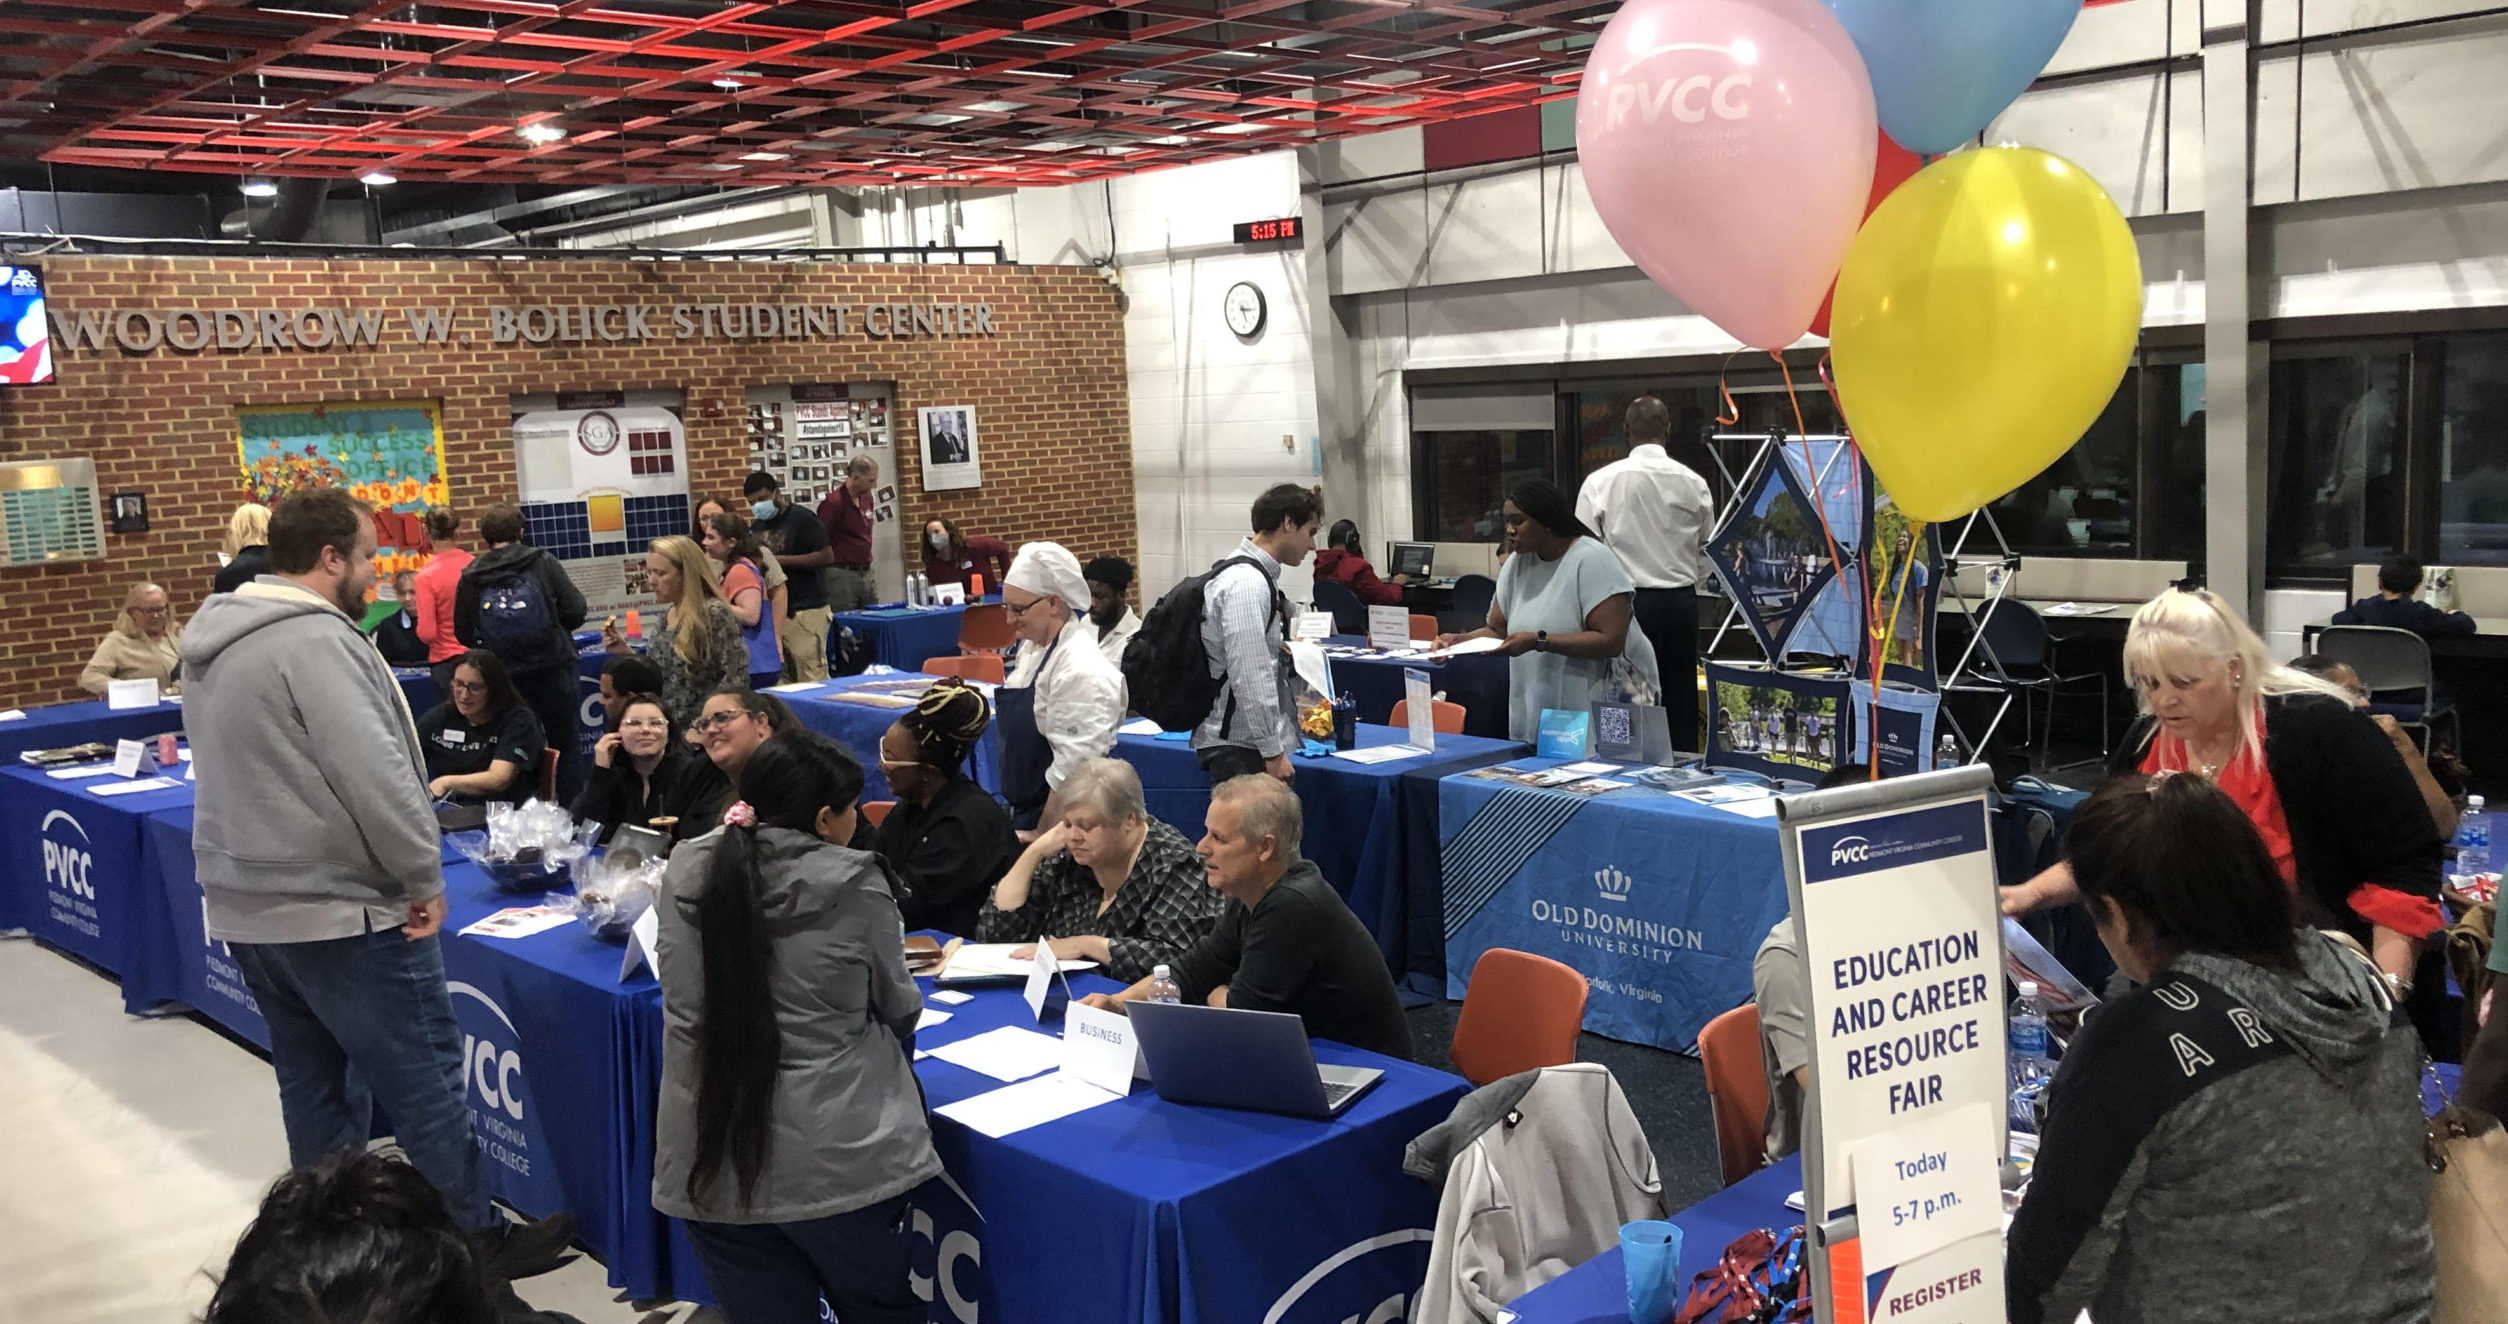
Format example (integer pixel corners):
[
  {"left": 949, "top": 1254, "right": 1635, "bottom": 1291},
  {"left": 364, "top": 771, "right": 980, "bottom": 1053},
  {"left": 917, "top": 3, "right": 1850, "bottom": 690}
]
[
  {"left": 1293, "top": 611, "right": 1334, "bottom": 641},
  {"left": 106, "top": 679, "right": 161, "bottom": 710},
  {"left": 1366, "top": 605, "right": 1411, "bottom": 652},
  {"left": 1061, "top": 1001, "right": 1147, "bottom": 1095}
]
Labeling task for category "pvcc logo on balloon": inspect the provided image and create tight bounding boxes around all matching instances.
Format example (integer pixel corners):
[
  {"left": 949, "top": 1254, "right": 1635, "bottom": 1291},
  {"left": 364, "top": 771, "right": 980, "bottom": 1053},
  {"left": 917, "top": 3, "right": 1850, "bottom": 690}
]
[{"left": 1601, "top": 69, "right": 1753, "bottom": 130}]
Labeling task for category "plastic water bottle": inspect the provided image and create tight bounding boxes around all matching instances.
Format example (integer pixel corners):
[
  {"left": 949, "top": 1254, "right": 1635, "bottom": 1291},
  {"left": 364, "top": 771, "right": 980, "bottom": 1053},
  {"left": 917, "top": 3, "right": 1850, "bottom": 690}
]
[
  {"left": 2009, "top": 981, "right": 2053, "bottom": 1136},
  {"left": 907, "top": 573, "right": 926, "bottom": 608},
  {"left": 2459, "top": 795, "right": 2492, "bottom": 878},
  {"left": 1935, "top": 730, "right": 1961, "bottom": 770},
  {"left": 1145, "top": 964, "right": 1182, "bottom": 1004}
]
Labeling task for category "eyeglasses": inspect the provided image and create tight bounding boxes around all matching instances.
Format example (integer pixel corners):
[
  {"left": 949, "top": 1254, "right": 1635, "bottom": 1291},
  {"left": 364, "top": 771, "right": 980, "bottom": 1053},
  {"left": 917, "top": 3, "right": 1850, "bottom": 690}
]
[
  {"left": 450, "top": 679, "right": 487, "bottom": 695},
  {"left": 1002, "top": 595, "right": 1051, "bottom": 618},
  {"left": 619, "top": 718, "right": 670, "bottom": 732},
  {"left": 690, "top": 710, "right": 752, "bottom": 734},
  {"left": 132, "top": 605, "right": 170, "bottom": 617}
]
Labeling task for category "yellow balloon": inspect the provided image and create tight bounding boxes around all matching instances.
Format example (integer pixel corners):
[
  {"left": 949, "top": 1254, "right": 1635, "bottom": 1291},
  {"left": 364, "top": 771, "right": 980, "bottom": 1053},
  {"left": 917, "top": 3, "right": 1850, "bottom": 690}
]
[{"left": 1829, "top": 146, "right": 2142, "bottom": 523}]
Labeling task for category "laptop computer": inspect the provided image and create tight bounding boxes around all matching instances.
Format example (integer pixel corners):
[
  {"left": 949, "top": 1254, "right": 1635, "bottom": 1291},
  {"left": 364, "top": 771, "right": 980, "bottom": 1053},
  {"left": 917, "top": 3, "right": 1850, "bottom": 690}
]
[
  {"left": 1126, "top": 1001, "right": 1384, "bottom": 1120},
  {"left": 1387, "top": 540, "right": 1435, "bottom": 580}
]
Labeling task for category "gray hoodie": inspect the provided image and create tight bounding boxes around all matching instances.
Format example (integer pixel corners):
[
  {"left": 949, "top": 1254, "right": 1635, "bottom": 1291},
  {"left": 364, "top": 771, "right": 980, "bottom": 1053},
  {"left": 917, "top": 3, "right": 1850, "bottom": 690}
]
[
  {"left": 183, "top": 578, "right": 444, "bottom": 944},
  {"left": 2007, "top": 928, "right": 2435, "bottom": 1324},
  {"left": 653, "top": 826, "right": 940, "bottom": 1225}
]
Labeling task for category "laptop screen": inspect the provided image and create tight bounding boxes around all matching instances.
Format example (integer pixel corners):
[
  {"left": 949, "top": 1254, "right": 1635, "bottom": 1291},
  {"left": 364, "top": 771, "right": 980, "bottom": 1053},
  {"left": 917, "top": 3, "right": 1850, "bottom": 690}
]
[{"left": 1388, "top": 542, "right": 1433, "bottom": 578}]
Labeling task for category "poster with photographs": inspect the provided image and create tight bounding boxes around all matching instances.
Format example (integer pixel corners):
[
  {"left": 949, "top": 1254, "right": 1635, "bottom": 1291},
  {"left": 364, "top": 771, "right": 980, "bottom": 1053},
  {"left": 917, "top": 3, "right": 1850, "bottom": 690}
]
[
  {"left": 1868, "top": 497, "right": 1941, "bottom": 688},
  {"left": 1706, "top": 452, "right": 1834, "bottom": 660},
  {"left": 1704, "top": 661, "right": 1851, "bottom": 784},
  {"left": 917, "top": 404, "right": 982, "bottom": 491}
]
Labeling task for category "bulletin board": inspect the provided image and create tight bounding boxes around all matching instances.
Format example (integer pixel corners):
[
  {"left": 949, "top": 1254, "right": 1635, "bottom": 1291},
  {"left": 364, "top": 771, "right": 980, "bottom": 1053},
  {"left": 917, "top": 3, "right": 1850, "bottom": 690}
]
[{"left": 234, "top": 399, "right": 449, "bottom": 579}]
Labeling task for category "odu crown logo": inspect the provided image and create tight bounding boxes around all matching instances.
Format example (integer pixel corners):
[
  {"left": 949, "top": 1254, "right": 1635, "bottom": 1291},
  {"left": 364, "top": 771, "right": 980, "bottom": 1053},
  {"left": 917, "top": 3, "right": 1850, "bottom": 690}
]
[
  {"left": 1594, "top": 866, "right": 1635, "bottom": 904},
  {"left": 1830, "top": 836, "right": 1873, "bottom": 867}
]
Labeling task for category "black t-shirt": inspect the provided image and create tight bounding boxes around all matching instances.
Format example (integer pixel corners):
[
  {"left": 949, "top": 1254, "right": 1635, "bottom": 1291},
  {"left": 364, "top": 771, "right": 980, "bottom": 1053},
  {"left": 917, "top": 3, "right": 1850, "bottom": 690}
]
[
  {"left": 757, "top": 503, "right": 830, "bottom": 611},
  {"left": 416, "top": 701, "right": 547, "bottom": 805},
  {"left": 1171, "top": 861, "right": 1414, "bottom": 1061}
]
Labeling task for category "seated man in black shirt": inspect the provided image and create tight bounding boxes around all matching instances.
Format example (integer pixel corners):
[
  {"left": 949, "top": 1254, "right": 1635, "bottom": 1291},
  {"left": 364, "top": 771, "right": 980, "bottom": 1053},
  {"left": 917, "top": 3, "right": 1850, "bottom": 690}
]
[
  {"left": 2333, "top": 556, "right": 2476, "bottom": 637},
  {"left": 416, "top": 649, "right": 547, "bottom": 806},
  {"left": 1081, "top": 774, "right": 1413, "bottom": 1061}
]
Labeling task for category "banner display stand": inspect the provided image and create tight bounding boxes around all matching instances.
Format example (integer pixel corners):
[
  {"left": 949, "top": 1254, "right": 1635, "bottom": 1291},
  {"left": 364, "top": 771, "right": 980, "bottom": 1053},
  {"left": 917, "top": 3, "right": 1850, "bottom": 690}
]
[{"left": 1778, "top": 765, "right": 2007, "bottom": 1324}]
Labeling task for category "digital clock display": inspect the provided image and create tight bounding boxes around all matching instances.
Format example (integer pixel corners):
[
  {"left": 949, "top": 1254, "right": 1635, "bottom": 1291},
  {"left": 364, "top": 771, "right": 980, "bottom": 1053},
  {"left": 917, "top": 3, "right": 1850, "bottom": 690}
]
[{"left": 1232, "top": 216, "right": 1302, "bottom": 245}]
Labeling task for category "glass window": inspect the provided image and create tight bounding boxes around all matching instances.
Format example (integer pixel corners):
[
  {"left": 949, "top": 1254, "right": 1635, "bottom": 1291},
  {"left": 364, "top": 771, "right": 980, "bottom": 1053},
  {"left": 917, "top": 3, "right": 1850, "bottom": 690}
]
[
  {"left": 1571, "top": 380, "right": 1831, "bottom": 511},
  {"left": 2267, "top": 352, "right": 2406, "bottom": 575},
  {"left": 1413, "top": 429, "right": 1553, "bottom": 542},
  {"left": 2152, "top": 363, "right": 2207, "bottom": 562},
  {"left": 1983, "top": 368, "right": 2139, "bottom": 557},
  {"left": 2439, "top": 332, "right": 2508, "bottom": 565}
]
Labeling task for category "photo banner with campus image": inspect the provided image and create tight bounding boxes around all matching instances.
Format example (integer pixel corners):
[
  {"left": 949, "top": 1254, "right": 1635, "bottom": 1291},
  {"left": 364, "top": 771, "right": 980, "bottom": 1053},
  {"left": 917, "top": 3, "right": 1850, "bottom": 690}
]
[
  {"left": 235, "top": 399, "right": 450, "bottom": 581},
  {"left": 510, "top": 389, "right": 690, "bottom": 618},
  {"left": 1868, "top": 496, "right": 1941, "bottom": 689},
  {"left": 1707, "top": 453, "right": 1838, "bottom": 661},
  {"left": 1773, "top": 440, "right": 1869, "bottom": 668},
  {"left": 1705, "top": 662, "right": 1853, "bottom": 783}
]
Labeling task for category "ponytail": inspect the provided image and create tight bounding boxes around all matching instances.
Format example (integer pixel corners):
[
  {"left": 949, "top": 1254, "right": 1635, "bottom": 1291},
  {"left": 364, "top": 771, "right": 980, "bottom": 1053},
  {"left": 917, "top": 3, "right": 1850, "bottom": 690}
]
[{"left": 687, "top": 822, "right": 778, "bottom": 1207}]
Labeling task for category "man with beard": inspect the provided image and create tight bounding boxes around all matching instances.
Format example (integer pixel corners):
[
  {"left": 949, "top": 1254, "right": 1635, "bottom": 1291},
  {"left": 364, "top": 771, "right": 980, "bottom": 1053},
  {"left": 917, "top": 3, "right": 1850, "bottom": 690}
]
[{"left": 182, "top": 487, "right": 577, "bottom": 1287}]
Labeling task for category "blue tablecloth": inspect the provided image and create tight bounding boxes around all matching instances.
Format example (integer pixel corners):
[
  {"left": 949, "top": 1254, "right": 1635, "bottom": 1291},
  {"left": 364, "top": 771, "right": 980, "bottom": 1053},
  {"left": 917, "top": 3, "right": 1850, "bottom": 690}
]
[
  {"left": 836, "top": 601, "right": 980, "bottom": 672},
  {"left": 1504, "top": 1158, "right": 1804, "bottom": 1322},
  {"left": 1323, "top": 634, "right": 1514, "bottom": 740},
  {"left": 0, "top": 762, "right": 194, "bottom": 967},
  {"left": 781, "top": 673, "right": 1005, "bottom": 803},
  {"left": 913, "top": 965, "right": 1468, "bottom": 1324},
  {"left": 0, "top": 695, "right": 188, "bottom": 767},
  {"left": 1116, "top": 722, "right": 1524, "bottom": 990},
  {"left": 1440, "top": 762, "right": 1787, "bottom": 1052}
]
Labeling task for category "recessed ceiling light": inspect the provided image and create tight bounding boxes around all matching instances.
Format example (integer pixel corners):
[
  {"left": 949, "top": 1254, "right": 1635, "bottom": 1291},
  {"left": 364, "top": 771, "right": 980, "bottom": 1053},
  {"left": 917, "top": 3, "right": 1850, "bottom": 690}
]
[
  {"left": 739, "top": 151, "right": 790, "bottom": 161},
  {"left": 240, "top": 178, "right": 278, "bottom": 198},
  {"left": 711, "top": 76, "right": 744, "bottom": 90},
  {"left": 517, "top": 122, "right": 565, "bottom": 145},
  {"left": 359, "top": 170, "right": 396, "bottom": 186}
]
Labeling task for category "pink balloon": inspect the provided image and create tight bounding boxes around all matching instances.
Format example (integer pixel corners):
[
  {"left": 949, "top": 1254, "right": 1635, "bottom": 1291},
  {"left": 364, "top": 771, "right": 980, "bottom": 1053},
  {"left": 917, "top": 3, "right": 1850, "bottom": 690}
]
[{"left": 1576, "top": 0, "right": 1877, "bottom": 350}]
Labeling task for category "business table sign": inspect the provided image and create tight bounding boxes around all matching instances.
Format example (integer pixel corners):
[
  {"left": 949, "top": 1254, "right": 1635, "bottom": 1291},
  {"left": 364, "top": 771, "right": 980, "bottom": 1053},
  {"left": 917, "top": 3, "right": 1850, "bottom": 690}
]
[{"left": 1779, "top": 765, "right": 2006, "bottom": 1324}]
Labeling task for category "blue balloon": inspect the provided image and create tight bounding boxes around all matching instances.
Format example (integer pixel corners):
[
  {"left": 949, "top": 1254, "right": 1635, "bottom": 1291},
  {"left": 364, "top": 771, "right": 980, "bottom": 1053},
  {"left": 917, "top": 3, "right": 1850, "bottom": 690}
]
[{"left": 1822, "top": 0, "right": 2079, "bottom": 156}]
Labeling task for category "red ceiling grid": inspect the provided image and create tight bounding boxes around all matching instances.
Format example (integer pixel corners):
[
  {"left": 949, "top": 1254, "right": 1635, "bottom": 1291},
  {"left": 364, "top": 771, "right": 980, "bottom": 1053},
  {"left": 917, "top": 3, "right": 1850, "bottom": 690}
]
[{"left": 0, "top": 0, "right": 2127, "bottom": 189}]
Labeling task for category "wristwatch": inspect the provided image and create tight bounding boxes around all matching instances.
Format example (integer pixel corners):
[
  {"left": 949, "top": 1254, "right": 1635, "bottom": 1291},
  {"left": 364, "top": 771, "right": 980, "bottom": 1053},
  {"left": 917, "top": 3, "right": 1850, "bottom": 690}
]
[{"left": 1534, "top": 630, "right": 1549, "bottom": 653}]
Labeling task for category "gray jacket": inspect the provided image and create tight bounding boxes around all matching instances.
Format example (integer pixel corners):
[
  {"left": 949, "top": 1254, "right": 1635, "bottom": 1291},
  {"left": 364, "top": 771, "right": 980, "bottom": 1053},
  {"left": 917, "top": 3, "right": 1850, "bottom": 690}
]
[
  {"left": 182, "top": 578, "right": 443, "bottom": 943},
  {"left": 2006, "top": 928, "right": 2435, "bottom": 1324},
  {"left": 653, "top": 826, "right": 941, "bottom": 1225}
]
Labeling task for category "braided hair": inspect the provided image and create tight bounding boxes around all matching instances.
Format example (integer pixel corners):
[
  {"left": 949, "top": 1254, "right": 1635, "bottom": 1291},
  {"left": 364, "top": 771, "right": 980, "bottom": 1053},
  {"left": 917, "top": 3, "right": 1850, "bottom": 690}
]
[{"left": 900, "top": 678, "right": 992, "bottom": 774}]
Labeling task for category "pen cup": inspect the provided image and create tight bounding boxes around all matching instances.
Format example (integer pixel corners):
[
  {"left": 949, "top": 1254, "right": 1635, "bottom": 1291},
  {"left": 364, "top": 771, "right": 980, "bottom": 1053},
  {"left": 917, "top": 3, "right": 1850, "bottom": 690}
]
[{"left": 1621, "top": 1220, "right": 1683, "bottom": 1324}]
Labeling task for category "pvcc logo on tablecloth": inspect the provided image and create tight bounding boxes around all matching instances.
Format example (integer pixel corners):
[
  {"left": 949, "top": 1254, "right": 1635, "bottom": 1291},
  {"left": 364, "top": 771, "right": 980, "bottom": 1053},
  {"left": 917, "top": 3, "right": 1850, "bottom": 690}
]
[
  {"left": 41, "top": 810, "right": 95, "bottom": 901},
  {"left": 448, "top": 982, "right": 535, "bottom": 1181},
  {"left": 1594, "top": 866, "right": 1635, "bottom": 905},
  {"left": 1265, "top": 1228, "right": 1434, "bottom": 1324}
]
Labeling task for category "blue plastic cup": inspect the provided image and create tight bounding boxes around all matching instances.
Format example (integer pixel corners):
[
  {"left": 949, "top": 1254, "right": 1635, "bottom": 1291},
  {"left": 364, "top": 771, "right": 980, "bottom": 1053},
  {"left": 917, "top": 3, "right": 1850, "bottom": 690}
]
[{"left": 1621, "top": 1219, "right": 1684, "bottom": 1324}]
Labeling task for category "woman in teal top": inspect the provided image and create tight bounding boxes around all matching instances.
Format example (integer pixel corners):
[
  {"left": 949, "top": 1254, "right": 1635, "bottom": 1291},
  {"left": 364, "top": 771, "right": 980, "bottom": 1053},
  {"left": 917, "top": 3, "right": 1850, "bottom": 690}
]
[{"left": 1436, "top": 479, "right": 1661, "bottom": 742}]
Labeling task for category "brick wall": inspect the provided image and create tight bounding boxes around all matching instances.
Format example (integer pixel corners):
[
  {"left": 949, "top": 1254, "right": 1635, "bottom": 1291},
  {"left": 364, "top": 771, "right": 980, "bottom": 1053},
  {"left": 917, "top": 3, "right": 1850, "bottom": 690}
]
[{"left": 0, "top": 255, "right": 1132, "bottom": 708}]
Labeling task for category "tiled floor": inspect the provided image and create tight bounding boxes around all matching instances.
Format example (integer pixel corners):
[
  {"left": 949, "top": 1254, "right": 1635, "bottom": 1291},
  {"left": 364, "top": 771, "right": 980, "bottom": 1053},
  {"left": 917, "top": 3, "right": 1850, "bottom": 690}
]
[{"left": 0, "top": 937, "right": 709, "bottom": 1324}]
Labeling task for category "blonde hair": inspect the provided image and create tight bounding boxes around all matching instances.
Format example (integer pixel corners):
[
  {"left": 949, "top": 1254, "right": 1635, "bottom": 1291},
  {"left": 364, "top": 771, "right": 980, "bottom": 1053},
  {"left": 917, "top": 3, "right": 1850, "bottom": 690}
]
[
  {"left": 116, "top": 582, "right": 180, "bottom": 642},
  {"left": 222, "top": 503, "right": 270, "bottom": 557},
  {"left": 2122, "top": 587, "right": 2350, "bottom": 768},
  {"left": 648, "top": 535, "right": 727, "bottom": 671}
]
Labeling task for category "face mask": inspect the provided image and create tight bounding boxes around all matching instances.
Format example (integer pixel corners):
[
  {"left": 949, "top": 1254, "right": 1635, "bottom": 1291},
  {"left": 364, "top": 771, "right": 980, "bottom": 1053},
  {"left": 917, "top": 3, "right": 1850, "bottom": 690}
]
[
  {"left": 750, "top": 499, "right": 777, "bottom": 521},
  {"left": 928, "top": 533, "right": 949, "bottom": 551}
]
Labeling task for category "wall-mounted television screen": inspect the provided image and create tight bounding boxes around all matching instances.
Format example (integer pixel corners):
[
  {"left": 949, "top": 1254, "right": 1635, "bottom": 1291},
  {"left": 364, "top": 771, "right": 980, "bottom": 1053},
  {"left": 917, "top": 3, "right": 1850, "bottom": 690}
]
[{"left": 0, "top": 265, "right": 54, "bottom": 385}]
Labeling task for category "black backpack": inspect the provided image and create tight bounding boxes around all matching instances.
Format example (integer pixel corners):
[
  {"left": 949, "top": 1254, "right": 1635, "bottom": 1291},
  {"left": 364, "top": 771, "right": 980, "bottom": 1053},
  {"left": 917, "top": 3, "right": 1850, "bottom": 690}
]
[
  {"left": 474, "top": 559, "right": 567, "bottom": 671},
  {"left": 1123, "top": 555, "right": 1281, "bottom": 734}
]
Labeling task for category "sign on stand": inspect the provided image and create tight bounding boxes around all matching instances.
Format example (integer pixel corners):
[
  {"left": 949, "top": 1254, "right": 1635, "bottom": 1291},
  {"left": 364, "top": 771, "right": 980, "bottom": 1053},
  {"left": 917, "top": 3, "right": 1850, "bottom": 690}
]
[{"left": 1777, "top": 765, "right": 2007, "bottom": 1324}]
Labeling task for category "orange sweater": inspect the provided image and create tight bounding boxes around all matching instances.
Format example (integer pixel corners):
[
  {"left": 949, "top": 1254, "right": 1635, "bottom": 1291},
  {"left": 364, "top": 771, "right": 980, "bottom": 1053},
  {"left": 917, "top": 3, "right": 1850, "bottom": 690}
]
[{"left": 413, "top": 547, "right": 473, "bottom": 664}]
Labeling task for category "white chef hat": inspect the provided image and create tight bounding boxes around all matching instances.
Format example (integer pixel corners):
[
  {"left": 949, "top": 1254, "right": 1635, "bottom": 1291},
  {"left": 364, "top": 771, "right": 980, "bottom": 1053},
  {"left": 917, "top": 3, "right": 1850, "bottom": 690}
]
[{"left": 1006, "top": 540, "right": 1091, "bottom": 612}]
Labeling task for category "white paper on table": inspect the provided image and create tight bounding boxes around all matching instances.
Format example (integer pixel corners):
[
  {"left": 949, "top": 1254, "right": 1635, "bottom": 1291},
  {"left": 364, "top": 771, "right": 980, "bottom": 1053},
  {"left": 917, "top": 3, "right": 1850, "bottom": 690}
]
[
  {"left": 106, "top": 678, "right": 161, "bottom": 710},
  {"left": 459, "top": 906, "right": 575, "bottom": 940},
  {"left": 1118, "top": 717, "right": 1164, "bottom": 736},
  {"left": 764, "top": 681, "right": 826, "bottom": 694},
  {"left": 929, "top": 989, "right": 974, "bottom": 1006},
  {"left": 620, "top": 906, "right": 660, "bottom": 983},
  {"left": 938, "top": 942, "right": 1098, "bottom": 981},
  {"left": 1366, "top": 604, "right": 1411, "bottom": 652},
  {"left": 1680, "top": 784, "right": 1781, "bottom": 818},
  {"left": 1424, "top": 636, "right": 1505, "bottom": 659},
  {"left": 1698, "top": 793, "right": 1781, "bottom": 819},
  {"left": 923, "top": 1025, "right": 1067, "bottom": 1083},
  {"left": 185, "top": 758, "right": 197, "bottom": 782},
  {"left": 916, "top": 1008, "right": 954, "bottom": 1031},
  {"left": 0, "top": 709, "right": 25, "bottom": 722},
  {"left": 1557, "top": 761, "right": 1624, "bottom": 775},
  {"left": 90, "top": 776, "right": 180, "bottom": 797},
  {"left": 933, "top": 1071, "right": 1124, "bottom": 1138},
  {"left": 1292, "top": 611, "right": 1334, "bottom": 641},
  {"left": 1289, "top": 640, "right": 1334, "bottom": 703},
  {"left": 1330, "top": 744, "right": 1424, "bottom": 765},
  {"left": 47, "top": 764, "right": 116, "bottom": 780}
]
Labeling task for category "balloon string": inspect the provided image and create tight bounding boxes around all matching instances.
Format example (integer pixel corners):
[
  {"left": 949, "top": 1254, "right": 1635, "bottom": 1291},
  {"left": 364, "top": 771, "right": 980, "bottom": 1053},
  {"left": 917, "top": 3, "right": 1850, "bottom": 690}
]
[
  {"left": 1771, "top": 352, "right": 1846, "bottom": 592},
  {"left": 1714, "top": 351, "right": 1744, "bottom": 426},
  {"left": 1818, "top": 349, "right": 1892, "bottom": 779}
]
